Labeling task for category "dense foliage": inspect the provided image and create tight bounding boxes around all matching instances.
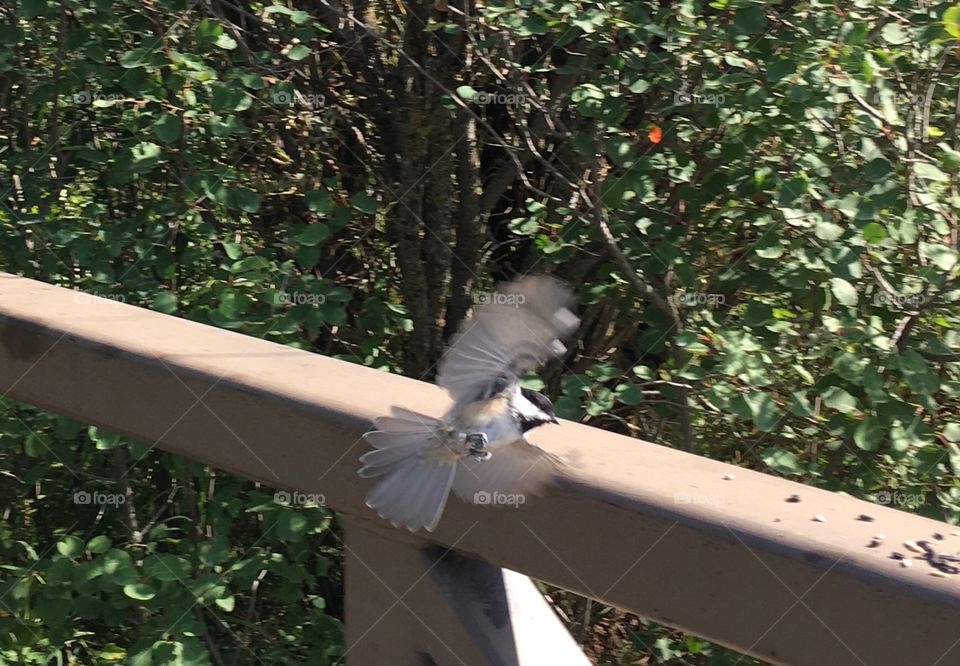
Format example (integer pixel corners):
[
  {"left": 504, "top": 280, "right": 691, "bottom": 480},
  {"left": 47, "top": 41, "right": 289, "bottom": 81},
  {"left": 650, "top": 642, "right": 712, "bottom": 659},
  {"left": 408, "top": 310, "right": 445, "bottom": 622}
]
[{"left": 2, "top": 0, "right": 959, "bottom": 663}]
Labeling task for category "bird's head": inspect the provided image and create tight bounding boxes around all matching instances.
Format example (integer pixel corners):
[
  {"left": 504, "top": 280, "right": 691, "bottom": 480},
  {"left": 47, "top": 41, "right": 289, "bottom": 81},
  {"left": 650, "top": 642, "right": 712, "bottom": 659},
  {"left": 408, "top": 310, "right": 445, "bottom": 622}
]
[{"left": 516, "top": 387, "right": 560, "bottom": 432}]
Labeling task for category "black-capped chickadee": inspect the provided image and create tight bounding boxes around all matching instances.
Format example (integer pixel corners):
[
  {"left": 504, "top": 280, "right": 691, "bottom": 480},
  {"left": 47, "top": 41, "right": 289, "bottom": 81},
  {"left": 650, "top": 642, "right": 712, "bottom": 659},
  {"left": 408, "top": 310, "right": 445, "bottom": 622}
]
[{"left": 358, "top": 275, "right": 580, "bottom": 532}]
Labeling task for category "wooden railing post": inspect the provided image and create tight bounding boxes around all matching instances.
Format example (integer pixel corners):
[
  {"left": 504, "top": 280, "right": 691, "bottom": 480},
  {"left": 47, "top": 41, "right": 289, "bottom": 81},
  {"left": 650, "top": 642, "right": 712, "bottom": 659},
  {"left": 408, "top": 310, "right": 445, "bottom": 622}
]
[{"left": 345, "top": 519, "right": 590, "bottom": 665}]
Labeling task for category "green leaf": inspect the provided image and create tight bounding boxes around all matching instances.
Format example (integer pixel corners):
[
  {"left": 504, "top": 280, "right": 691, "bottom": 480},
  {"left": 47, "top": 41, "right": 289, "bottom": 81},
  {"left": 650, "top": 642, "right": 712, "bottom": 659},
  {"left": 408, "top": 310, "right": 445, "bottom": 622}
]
[
  {"left": 456, "top": 85, "right": 478, "bottom": 101},
  {"left": 153, "top": 291, "right": 178, "bottom": 314},
  {"left": 331, "top": 204, "right": 352, "bottom": 230},
  {"left": 123, "top": 583, "right": 156, "bottom": 601},
  {"left": 287, "top": 44, "right": 311, "bottom": 61},
  {"left": 45, "top": 558, "right": 74, "bottom": 585},
  {"left": 787, "top": 391, "right": 814, "bottom": 417},
  {"left": 724, "top": 53, "right": 752, "bottom": 68},
  {"left": 211, "top": 84, "right": 250, "bottom": 113},
  {"left": 57, "top": 535, "right": 84, "bottom": 558},
  {"left": 861, "top": 222, "right": 886, "bottom": 244},
  {"left": 24, "top": 431, "right": 51, "bottom": 456},
  {"left": 829, "top": 278, "right": 858, "bottom": 306},
  {"left": 832, "top": 352, "right": 866, "bottom": 383},
  {"left": 765, "top": 59, "right": 796, "bottom": 84},
  {"left": 195, "top": 18, "right": 223, "bottom": 42},
  {"left": 228, "top": 187, "right": 261, "bottom": 213},
  {"left": 153, "top": 113, "right": 181, "bottom": 143},
  {"left": 815, "top": 221, "right": 844, "bottom": 241},
  {"left": 264, "top": 5, "right": 312, "bottom": 24},
  {"left": 755, "top": 233, "right": 784, "bottom": 259},
  {"left": 745, "top": 392, "right": 781, "bottom": 431},
  {"left": 0, "top": 25, "right": 23, "bottom": 45},
  {"left": 143, "top": 554, "right": 191, "bottom": 582},
  {"left": 586, "top": 387, "right": 615, "bottom": 416},
  {"left": 615, "top": 383, "right": 643, "bottom": 405},
  {"left": 215, "top": 595, "right": 236, "bottom": 612},
  {"left": 215, "top": 34, "right": 238, "bottom": 50},
  {"left": 89, "top": 427, "right": 123, "bottom": 450},
  {"left": 35, "top": 595, "right": 70, "bottom": 627},
  {"left": 305, "top": 190, "right": 333, "bottom": 214},
  {"left": 119, "top": 47, "right": 158, "bottom": 69},
  {"left": 277, "top": 509, "right": 310, "bottom": 541},
  {"left": 899, "top": 350, "right": 940, "bottom": 394},
  {"left": 350, "top": 193, "right": 378, "bottom": 214},
  {"left": 746, "top": 301, "right": 775, "bottom": 328},
  {"left": 821, "top": 386, "right": 858, "bottom": 413},
  {"left": 199, "top": 537, "right": 231, "bottom": 567},
  {"left": 924, "top": 243, "right": 957, "bottom": 271},
  {"left": 854, "top": 418, "right": 883, "bottom": 451},
  {"left": 734, "top": 6, "right": 766, "bottom": 33},
  {"left": 131, "top": 142, "right": 161, "bottom": 171},
  {"left": 509, "top": 217, "right": 539, "bottom": 235},
  {"left": 97, "top": 645, "right": 127, "bottom": 661},
  {"left": 222, "top": 242, "right": 243, "bottom": 260},
  {"left": 864, "top": 158, "right": 893, "bottom": 182},
  {"left": 945, "top": 6, "right": 960, "bottom": 37},
  {"left": 881, "top": 23, "right": 910, "bottom": 45},
  {"left": 297, "top": 223, "right": 330, "bottom": 246},
  {"left": 519, "top": 14, "right": 548, "bottom": 35},
  {"left": 915, "top": 162, "right": 949, "bottom": 182},
  {"left": 237, "top": 71, "right": 265, "bottom": 89},
  {"left": 779, "top": 177, "right": 807, "bottom": 205},
  {"left": 20, "top": 0, "right": 47, "bottom": 19},
  {"left": 86, "top": 536, "right": 112, "bottom": 554},
  {"left": 944, "top": 423, "right": 960, "bottom": 442},
  {"left": 762, "top": 447, "right": 801, "bottom": 475}
]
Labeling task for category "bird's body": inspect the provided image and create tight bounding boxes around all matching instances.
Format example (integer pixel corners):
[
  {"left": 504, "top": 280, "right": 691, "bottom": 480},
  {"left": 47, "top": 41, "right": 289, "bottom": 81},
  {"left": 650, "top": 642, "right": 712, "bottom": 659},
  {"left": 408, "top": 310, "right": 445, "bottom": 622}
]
[
  {"left": 358, "top": 275, "right": 579, "bottom": 532},
  {"left": 447, "top": 390, "right": 516, "bottom": 448},
  {"left": 446, "top": 385, "right": 555, "bottom": 448}
]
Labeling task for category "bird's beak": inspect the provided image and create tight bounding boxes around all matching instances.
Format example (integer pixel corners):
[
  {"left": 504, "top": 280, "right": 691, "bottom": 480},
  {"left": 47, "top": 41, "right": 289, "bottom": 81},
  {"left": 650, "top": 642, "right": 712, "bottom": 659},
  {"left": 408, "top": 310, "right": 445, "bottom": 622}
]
[{"left": 550, "top": 415, "right": 559, "bottom": 424}]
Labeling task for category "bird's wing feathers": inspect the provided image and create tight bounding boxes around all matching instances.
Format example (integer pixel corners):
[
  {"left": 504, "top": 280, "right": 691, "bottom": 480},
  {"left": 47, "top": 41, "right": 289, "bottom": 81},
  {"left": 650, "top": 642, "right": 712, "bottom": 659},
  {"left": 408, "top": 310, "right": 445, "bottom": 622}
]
[{"left": 436, "top": 275, "right": 579, "bottom": 402}]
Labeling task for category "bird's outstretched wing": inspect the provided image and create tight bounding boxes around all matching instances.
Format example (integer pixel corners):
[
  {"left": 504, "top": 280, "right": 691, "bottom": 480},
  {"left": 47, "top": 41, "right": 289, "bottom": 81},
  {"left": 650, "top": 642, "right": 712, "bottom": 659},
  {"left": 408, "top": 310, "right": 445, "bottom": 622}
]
[{"left": 436, "top": 275, "right": 579, "bottom": 403}]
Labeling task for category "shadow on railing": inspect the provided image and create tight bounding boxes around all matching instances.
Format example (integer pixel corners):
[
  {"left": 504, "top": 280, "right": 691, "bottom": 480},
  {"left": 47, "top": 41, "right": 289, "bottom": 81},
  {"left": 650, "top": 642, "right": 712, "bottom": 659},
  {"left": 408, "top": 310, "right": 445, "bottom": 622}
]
[{"left": 2, "top": 272, "right": 959, "bottom": 665}]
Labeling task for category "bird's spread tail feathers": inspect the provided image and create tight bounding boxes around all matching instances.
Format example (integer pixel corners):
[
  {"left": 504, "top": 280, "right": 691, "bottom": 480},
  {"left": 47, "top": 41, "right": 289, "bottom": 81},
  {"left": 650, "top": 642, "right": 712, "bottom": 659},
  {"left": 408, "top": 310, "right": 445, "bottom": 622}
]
[{"left": 358, "top": 407, "right": 458, "bottom": 532}]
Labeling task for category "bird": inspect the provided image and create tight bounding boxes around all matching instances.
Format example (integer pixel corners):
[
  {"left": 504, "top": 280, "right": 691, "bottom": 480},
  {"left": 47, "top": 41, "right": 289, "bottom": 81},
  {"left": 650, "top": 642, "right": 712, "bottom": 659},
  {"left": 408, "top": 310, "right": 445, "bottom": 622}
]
[{"left": 357, "top": 274, "right": 580, "bottom": 532}]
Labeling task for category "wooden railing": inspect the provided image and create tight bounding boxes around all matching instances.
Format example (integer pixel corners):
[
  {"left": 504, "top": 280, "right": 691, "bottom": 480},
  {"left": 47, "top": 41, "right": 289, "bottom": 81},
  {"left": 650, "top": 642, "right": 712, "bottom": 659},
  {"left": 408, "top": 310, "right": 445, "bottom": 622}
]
[{"left": 2, "top": 272, "right": 960, "bottom": 665}]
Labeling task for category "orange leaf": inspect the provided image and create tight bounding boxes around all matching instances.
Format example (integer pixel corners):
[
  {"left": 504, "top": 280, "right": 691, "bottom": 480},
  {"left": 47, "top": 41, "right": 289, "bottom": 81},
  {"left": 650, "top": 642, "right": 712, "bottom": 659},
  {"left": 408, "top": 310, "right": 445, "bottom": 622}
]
[{"left": 647, "top": 125, "right": 662, "bottom": 143}]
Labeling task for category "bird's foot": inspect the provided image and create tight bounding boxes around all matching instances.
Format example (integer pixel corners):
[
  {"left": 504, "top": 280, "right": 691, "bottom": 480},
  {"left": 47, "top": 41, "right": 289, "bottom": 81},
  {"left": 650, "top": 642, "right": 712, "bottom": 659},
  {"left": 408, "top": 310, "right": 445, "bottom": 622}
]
[{"left": 465, "top": 433, "right": 491, "bottom": 461}]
